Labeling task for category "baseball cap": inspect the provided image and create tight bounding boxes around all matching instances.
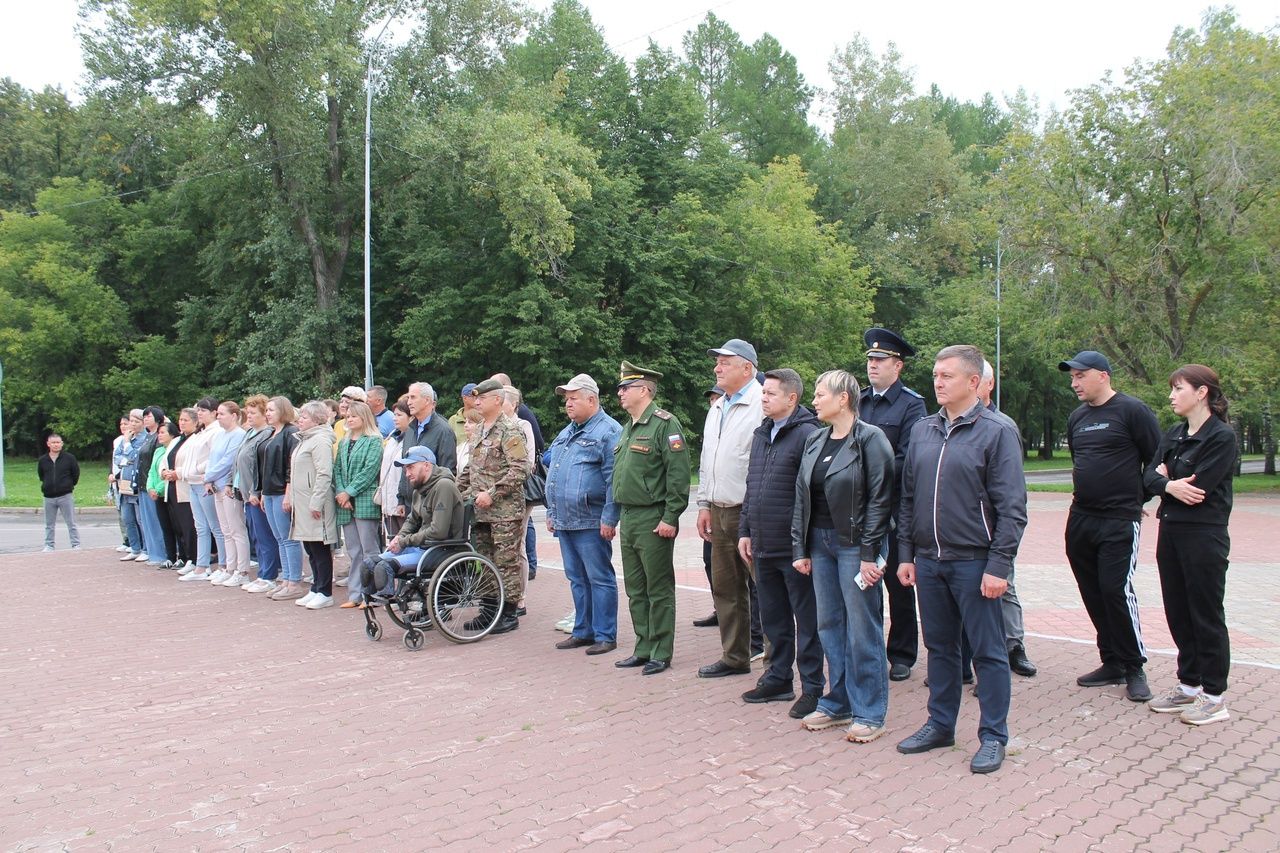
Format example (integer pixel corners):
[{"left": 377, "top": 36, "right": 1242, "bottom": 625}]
[
  {"left": 1058, "top": 351, "right": 1112, "bottom": 373},
  {"left": 556, "top": 373, "right": 600, "bottom": 395},
  {"left": 706, "top": 338, "right": 759, "bottom": 366},
  {"left": 394, "top": 446, "right": 437, "bottom": 467}
]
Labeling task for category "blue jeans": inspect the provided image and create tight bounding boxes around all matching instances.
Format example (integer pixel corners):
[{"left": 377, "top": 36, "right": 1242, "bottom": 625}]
[
  {"left": 189, "top": 487, "right": 225, "bottom": 568},
  {"left": 120, "top": 495, "right": 143, "bottom": 553},
  {"left": 245, "top": 502, "right": 280, "bottom": 580},
  {"left": 262, "top": 494, "right": 302, "bottom": 581},
  {"left": 558, "top": 527, "right": 618, "bottom": 644},
  {"left": 137, "top": 491, "right": 165, "bottom": 558},
  {"left": 915, "top": 557, "right": 1010, "bottom": 745},
  {"left": 809, "top": 527, "right": 888, "bottom": 727}
]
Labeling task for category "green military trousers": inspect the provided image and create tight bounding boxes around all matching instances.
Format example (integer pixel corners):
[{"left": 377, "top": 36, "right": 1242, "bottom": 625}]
[{"left": 619, "top": 504, "right": 677, "bottom": 662}]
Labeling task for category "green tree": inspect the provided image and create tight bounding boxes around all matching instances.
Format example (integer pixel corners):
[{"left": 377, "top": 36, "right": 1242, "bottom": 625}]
[{"left": 721, "top": 34, "right": 816, "bottom": 166}]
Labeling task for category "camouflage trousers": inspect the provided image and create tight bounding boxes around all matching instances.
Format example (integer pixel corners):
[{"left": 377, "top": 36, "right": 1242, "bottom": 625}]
[{"left": 473, "top": 520, "right": 523, "bottom": 603}]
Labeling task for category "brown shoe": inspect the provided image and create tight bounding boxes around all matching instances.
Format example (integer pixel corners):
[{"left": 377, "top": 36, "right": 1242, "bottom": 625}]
[
  {"left": 339, "top": 601, "right": 360, "bottom": 609},
  {"left": 271, "top": 582, "right": 307, "bottom": 601},
  {"left": 556, "top": 636, "right": 595, "bottom": 650}
]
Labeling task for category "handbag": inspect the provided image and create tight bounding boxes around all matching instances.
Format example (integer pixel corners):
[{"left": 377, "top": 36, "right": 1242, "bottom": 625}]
[{"left": 523, "top": 458, "right": 547, "bottom": 506}]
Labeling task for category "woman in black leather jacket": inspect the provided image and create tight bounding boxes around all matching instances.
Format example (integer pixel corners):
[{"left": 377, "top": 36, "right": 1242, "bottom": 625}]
[
  {"left": 791, "top": 369, "right": 895, "bottom": 743},
  {"left": 257, "top": 396, "right": 305, "bottom": 600}
]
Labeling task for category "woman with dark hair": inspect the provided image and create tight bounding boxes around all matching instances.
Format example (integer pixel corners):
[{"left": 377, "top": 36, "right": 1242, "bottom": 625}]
[
  {"left": 168, "top": 410, "right": 201, "bottom": 573},
  {"left": 179, "top": 397, "right": 227, "bottom": 582},
  {"left": 1144, "top": 364, "right": 1237, "bottom": 726},
  {"left": 145, "top": 420, "right": 179, "bottom": 567},
  {"left": 375, "top": 399, "right": 412, "bottom": 539},
  {"left": 791, "top": 369, "right": 895, "bottom": 743},
  {"left": 135, "top": 406, "right": 168, "bottom": 563}
]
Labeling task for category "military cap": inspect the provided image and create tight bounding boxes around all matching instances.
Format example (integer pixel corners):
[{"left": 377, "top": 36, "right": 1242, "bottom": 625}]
[
  {"left": 460, "top": 382, "right": 477, "bottom": 396},
  {"left": 864, "top": 328, "right": 915, "bottom": 360},
  {"left": 470, "top": 378, "right": 505, "bottom": 396},
  {"left": 618, "top": 360, "right": 663, "bottom": 387}
]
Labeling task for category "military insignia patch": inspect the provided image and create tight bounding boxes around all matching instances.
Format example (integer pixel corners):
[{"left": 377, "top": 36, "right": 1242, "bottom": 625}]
[{"left": 668, "top": 434, "right": 685, "bottom": 451}]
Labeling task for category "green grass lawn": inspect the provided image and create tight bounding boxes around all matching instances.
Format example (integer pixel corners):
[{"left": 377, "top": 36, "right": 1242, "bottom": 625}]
[
  {"left": 0, "top": 458, "right": 114, "bottom": 509},
  {"left": 1029, "top": 473, "right": 1279, "bottom": 495}
]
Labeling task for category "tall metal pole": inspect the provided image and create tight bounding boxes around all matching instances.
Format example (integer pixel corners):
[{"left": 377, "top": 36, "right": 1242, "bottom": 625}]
[
  {"left": 0, "top": 360, "right": 6, "bottom": 500},
  {"left": 995, "top": 235, "right": 1002, "bottom": 412},
  {"left": 363, "top": 54, "right": 374, "bottom": 392}
]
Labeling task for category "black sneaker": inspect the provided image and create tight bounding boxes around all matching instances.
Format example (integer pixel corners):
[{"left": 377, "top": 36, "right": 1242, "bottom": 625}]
[
  {"left": 1077, "top": 664, "right": 1126, "bottom": 687},
  {"left": 742, "top": 681, "right": 795, "bottom": 704},
  {"left": 788, "top": 692, "right": 820, "bottom": 719},
  {"left": 1125, "top": 667, "right": 1152, "bottom": 702}
]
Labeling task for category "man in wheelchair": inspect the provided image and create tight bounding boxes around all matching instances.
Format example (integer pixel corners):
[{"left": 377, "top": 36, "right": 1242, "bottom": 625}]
[{"left": 362, "top": 446, "right": 465, "bottom": 598}]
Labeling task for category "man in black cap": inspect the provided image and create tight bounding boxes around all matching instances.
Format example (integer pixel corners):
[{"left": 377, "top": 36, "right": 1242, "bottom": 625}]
[
  {"left": 1060, "top": 350, "right": 1161, "bottom": 702},
  {"left": 858, "top": 327, "right": 927, "bottom": 681}
]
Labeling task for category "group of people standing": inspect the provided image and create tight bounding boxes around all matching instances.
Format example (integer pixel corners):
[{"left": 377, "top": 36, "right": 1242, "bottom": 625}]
[{"left": 85, "top": 330, "right": 1237, "bottom": 775}]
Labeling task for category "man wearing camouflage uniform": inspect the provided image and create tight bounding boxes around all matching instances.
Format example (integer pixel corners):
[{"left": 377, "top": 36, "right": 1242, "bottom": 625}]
[{"left": 457, "top": 378, "right": 532, "bottom": 634}]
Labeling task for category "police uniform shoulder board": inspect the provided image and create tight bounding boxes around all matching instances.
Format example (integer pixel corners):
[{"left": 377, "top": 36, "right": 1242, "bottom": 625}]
[{"left": 902, "top": 387, "right": 924, "bottom": 400}]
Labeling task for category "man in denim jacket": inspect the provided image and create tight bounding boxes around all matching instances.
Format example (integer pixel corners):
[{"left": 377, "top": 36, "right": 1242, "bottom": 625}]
[{"left": 545, "top": 373, "right": 624, "bottom": 655}]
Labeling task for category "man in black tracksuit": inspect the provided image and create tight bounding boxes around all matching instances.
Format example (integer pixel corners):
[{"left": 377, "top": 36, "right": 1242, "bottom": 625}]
[
  {"left": 1060, "top": 351, "right": 1161, "bottom": 702},
  {"left": 896, "top": 345, "right": 1027, "bottom": 774},
  {"left": 737, "top": 369, "right": 822, "bottom": 719}
]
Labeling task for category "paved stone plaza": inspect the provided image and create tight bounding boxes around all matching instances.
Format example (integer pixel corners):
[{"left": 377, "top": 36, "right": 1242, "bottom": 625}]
[{"left": 2, "top": 493, "right": 1278, "bottom": 851}]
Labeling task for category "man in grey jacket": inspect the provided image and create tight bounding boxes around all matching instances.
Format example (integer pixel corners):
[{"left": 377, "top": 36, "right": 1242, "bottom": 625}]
[{"left": 895, "top": 345, "right": 1028, "bottom": 775}]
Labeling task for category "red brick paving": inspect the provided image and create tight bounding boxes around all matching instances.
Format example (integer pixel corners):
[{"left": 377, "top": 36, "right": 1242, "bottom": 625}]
[{"left": 2, "top": 494, "right": 1279, "bottom": 850}]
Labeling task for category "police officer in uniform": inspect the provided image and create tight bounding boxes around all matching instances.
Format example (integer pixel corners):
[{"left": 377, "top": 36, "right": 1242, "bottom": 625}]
[
  {"left": 858, "top": 328, "right": 928, "bottom": 681},
  {"left": 611, "top": 361, "right": 691, "bottom": 675}
]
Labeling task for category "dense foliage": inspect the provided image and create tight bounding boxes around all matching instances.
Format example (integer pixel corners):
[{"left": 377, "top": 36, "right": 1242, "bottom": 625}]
[{"left": 1, "top": 3, "right": 1276, "bottom": 466}]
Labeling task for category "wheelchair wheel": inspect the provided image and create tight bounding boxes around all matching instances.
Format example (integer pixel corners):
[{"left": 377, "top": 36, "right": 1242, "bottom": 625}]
[
  {"left": 386, "top": 582, "right": 433, "bottom": 632},
  {"left": 428, "top": 552, "right": 505, "bottom": 644},
  {"left": 403, "top": 629, "right": 425, "bottom": 651},
  {"left": 365, "top": 621, "right": 382, "bottom": 641}
]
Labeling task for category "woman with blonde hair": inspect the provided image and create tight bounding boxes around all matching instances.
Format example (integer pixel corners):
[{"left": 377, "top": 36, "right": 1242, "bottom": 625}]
[
  {"left": 260, "top": 397, "right": 305, "bottom": 600},
  {"left": 207, "top": 401, "right": 250, "bottom": 587},
  {"left": 289, "top": 400, "right": 340, "bottom": 610},
  {"left": 237, "top": 395, "right": 281, "bottom": 593},
  {"left": 334, "top": 400, "right": 386, "bottom": 608}
]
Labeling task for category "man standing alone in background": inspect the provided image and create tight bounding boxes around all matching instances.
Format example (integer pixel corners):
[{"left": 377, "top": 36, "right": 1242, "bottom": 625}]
[{"left": 38, "top": 433, "right": 81, "bottom": 552}]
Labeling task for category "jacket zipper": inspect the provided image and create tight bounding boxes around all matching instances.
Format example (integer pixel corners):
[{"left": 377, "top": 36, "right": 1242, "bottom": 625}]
[{"left": 931, "top": 434, "right": 946, "bottom": 558}]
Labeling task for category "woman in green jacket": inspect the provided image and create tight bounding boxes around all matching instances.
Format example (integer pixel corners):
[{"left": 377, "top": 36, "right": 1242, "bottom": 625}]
[{"left": 335, "top": 400, "right": 387, "bottom": 608}]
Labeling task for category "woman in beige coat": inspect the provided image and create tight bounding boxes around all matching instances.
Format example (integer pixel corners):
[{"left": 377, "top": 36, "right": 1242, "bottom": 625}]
[{"left": 287, "top": 400, "right": 339, "bottom": 610}]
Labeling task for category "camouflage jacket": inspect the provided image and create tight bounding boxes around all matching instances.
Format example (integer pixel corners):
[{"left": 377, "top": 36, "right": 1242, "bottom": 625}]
[{"left": 457, "top": 413, "right": 532, "bottom": 522}]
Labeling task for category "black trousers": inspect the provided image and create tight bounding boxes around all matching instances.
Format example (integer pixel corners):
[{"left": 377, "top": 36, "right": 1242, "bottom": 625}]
[
  {"left": 303, "top": 541, "right": 333, "bottom": 596},
  {"left": 154, "top": 497, "right": 178, "bottom": 563},
  {"left": 1066, "top": 512, "right": 1147, "bottom": 669},
  {"left": 1156, "top": 523, "right": 1230, "bottom": 696},
  {"left": 169, "top": 500, "right": 197, "bottom": 565},
  {"left": 753, "top": 553, "right": 824, "bottom": 695},
  {"left": 883, "top": 524, "right": 918, "bottom": 666}
]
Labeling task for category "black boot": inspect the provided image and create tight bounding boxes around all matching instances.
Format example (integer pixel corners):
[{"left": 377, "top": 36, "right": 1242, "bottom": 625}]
[
  {"left": 489, "top": 602, "right": 520, "bottom": 635},
  {"left": 1008, "top": 644, "right": 1037, "bottom": 677}
]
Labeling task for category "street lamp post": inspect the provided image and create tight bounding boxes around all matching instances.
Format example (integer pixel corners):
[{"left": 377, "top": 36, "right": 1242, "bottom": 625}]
[
  {"left": 362, "top": 4, "right": 404, "bottom": 392},
  {"left": 0, "top": 360, "right": 6, "bottom": 501}
]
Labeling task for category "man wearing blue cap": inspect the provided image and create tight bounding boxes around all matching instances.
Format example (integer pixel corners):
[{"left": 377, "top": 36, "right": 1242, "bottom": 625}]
[
  {"left": 697, "top": 338, "right": 764, "bottom": 679},
  {"left": 859, "top": 327, "right": 928, "bottom": 681},
  {"left": 363, "top": 445, "right": 464, "bottom": 595},
  {"left": 449, "top": 383, "right": 478, "bottom": 449},
  {"left": 1060, "top": 350, "right": 1161, "bottom": 702}
]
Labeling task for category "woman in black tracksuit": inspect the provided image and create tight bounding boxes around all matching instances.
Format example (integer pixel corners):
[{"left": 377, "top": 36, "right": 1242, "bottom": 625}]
[{"left": 1143, "top": 364, "right": 1236, "bottom": 726}]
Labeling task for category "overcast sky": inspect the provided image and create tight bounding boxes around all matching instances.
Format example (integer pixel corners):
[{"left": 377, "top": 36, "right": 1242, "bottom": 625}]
[{"left": 3, "top": 0, "right": 1276, "bottom": 116}]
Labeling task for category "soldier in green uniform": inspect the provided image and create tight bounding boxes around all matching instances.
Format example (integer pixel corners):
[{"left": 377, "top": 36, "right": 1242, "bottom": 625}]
[
  {"left": 457, "top": 378, "right": 532, "bottom": 634},
  {"left": 611, "top": 361, "right": 691, "bottom": 675}
]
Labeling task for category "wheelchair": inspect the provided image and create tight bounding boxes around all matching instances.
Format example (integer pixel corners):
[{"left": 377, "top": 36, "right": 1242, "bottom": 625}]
[{"left": 361, "top": 503, "right": 505, "bottom": 650}]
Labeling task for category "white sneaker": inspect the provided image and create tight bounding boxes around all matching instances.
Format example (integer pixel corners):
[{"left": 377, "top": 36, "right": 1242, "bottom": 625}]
[
  {"left": 180, "top": 570, "right": 211, "bottom": 582},
  {"left": 249, "top": 560, "right": 259, "bottom": 568},
  {"left": 306, "top": 594, "right": 335, "bottom": 610},
  {"left": 335, "top": 576, "right": 348, "bottom": 587},
  {"left": 241, "top": 578, "right": 266, "bottom": 593},
  {"left": 71, "top": 545, "right": 82, "bottom": 550},
  {"left": 207, "top": 569, "right": 229, "bottom": 584},
  {"left": 222, "top": 571, "right": 250, "bottom": 587},
  {"left": 43, "top": 546, "right": 55, "bottom": 553},
  {"left": 555, "top": 613, "right": 576, "bottom": 632},
  {"left": 259, "top": 580, "right": 281, "bottom": 594},
  {"left": 176, "top": 562, "right": 195, "bottom": 576},
  {"left": 121, "top": 552, "right": 140, "bottom": 562},
  {"left": 115, "top": 544, "right": 131, "bottom": 553},
  {"left": 135, "top": 553, "right": 150, "bottom": 562},
  {"left": 295, "top": 591, "right": 318, "bottom": 607}
]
